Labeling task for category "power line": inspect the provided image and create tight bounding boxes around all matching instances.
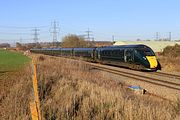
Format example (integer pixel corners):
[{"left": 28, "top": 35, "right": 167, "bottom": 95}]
[
  {"left": 0, "top": 32, "right": 31, "bottom": 35},
  {"left": 0, "top": 25, "right": 48, "bottom": 29}
]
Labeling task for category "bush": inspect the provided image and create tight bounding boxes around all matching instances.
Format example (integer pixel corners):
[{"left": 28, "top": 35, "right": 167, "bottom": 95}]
[
  {"left": 61, "top": 34, "right": 90, "bottom": 48},
  {"left": 163, "top": 44, "right": 180, "bottom": 57}
]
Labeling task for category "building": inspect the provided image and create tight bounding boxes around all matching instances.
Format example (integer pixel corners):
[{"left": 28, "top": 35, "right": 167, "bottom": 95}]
[
  {"left": 114, "top": 41, "right": 180, "bottom": 52},
  {"left": 0, "top": 43, "right": 10, "bottom": 48},
  {"left": 93, "top": 41, "right": 114, "bottom": 47}
]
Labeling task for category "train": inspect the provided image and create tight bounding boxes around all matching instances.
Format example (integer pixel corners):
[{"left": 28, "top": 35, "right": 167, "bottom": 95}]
[{"left": 30, "top": 44, "right": 161, "bottom": 71}]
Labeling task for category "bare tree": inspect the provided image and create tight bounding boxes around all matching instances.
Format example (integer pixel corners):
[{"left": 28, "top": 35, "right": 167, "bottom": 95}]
[{"left": 61, "top": 34, "right": 89, "bottom": 48}]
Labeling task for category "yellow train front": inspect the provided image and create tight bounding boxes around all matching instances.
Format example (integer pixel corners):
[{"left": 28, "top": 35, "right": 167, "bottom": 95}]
[{"left": 132, "top": 45, "right": 161, "bottom": 71}]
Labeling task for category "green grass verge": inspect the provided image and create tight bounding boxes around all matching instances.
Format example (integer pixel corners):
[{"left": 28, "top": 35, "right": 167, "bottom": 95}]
[{"left": 0, "top": 49, "right": 31, "bottom": 72}]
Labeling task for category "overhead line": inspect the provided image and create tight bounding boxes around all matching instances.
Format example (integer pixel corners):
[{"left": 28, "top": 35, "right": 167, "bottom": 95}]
[
  {"left": 0, "top": 32, "right": 31, "bottom": 35},
  {"left": 0, "top": 25, "right": 49, "bottom": 29}
]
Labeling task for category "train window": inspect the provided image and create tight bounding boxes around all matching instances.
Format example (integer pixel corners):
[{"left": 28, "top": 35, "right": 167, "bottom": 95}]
[
  {"left": 103, "top": 51, "right": 106, "bottom": 55},
  {"left": 114, "top": 50, "right": 119, "bottom": 56},
  {"left": 109, "top": 51, "right": 112, "bottom": 56},
  {"left": 102, "top": 51, "right": 104, "bottom": 55},
  {"left": 144, "top": 50, "right": 155, "bottom": 56},
  {"left": 114, "top": 50, "right": 118, "bottom": 55},
  {"left": 114, "top": 50, "right": 116, "bottom": 55}
]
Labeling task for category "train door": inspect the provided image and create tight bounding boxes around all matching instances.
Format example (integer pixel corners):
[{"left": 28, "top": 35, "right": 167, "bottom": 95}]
[
  {"left": 124, "top": 49, "right": 134, "bottom": 63},
  {"left": 91, "top": 49, "right": 96, "bottom": 60},
  {"left": 97, "top": 49, "right": 101, "bottom": 60}
]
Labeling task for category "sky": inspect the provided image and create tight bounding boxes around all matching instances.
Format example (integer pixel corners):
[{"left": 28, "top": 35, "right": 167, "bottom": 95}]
[{"left": 0, "top": 0, "right": 180, "bottom": 44}]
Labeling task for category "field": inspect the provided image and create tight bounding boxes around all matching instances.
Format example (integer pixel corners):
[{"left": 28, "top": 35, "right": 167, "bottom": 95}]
[
  {"left": 0, "top": 50, "right": 31, "bottom": 119},
  {"left": 1, "top": 54, "right": 179, "bottom": 120},
  {"left": 0, "top": 49, "right": 31, "bottom": 72}
]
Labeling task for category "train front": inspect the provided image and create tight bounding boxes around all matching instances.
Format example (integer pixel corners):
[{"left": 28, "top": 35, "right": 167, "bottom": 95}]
[{"left": 135, "top": 46, "right": 161, "bottom": 71}]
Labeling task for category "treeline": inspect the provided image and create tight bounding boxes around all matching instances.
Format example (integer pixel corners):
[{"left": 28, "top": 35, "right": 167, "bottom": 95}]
[{"left": 16, "top": 34, "right": 95, "bottom": 50}]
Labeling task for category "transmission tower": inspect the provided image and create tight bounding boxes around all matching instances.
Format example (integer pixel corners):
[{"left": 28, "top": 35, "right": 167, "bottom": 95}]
[
  {"left": 112, "top": 35, "right": 115, "bottom": 42},
  {"left": 156, "top": 32, "right": 159, "bottom": 41},
  {"left": 85, "top": 28, "right": 93, "bottom": 41},
  {"left": 169, "top": 32, "right": 171, "bottom": 41},
  {"left": 32, "top": 27, "right": 40, "bottom": 43},
  {"left": 50, "top": 20, "right": 60, "bottom": 47},
  {"left": 19, "top": 37, "right": 22, "bottom": 43}
]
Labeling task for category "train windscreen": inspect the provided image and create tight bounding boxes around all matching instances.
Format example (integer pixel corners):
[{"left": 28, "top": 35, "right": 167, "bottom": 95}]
[{"left": 136, "top": 49, "right": 155, "bottom": 56}]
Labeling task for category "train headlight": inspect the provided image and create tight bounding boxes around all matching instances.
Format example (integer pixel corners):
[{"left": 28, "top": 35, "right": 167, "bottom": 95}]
[{"left": 143, "top": 57, "right": 146, "bottom": 60}]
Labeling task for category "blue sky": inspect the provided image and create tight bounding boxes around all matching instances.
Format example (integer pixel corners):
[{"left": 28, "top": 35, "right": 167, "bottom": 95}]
[{"left": 0, "top": 0, "right": 180, "bottom": 43}]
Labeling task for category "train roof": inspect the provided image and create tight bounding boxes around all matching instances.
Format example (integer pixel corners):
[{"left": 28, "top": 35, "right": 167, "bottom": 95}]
[
  {"left": 99, "top": 44, "right": 151, "bottom": 49},
  {"left": 30, "top": 44, "right": 152, "bottom": 51},
  {"left": 61, "top": 48, "right": 73, "bottom": 50},
  {"left": 74, "top": 48, "right": 95, "bottom": 51}
]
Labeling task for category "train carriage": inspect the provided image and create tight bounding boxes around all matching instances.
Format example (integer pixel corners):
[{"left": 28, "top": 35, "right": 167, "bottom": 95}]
[
  {"left": 61, "top": 48, "right": 73, "bottom": 56},
  {"left": 73, "top": 48, "right": 95, "bottom": 61},
  {"left": 30, "top": 44, "right": 161, "bottom": 71},
  {"left": 51, "top": 48, "right": 61, "bottom": 56}
]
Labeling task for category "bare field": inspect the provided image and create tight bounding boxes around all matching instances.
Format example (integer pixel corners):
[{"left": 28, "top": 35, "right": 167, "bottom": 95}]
[{"left": 0, "top": 54, "right": 180, "bottom": 120}]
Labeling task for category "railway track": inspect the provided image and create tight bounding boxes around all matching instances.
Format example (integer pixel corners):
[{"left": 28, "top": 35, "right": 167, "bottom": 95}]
[
  {"left": 88, "top": 63, "right": 180, "bottom": 92},
  {"left": 87, "top": 63, "right": 180, "bottom": 101},
  {"left": 151, "top": 72, "right": 180, "bottom": 80}
]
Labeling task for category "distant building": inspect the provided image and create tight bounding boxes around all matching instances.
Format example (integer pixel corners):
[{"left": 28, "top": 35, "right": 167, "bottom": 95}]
[
  {"left": 114, "top": 40, "right": 180, "bottom": 52},
  {"left": 93, "top": 41, "right": 114, "bottom": 47},
  {"left": 0, "top": 43, "right": 10, "bottom": 48}
]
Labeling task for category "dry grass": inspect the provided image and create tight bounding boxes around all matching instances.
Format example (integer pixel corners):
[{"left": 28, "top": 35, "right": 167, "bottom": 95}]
[
  {"left": 0, "top": 66, "right": 32, "bottom": 120},
  {"left": 0, "top": 54, "right": 179, "bottom": 120},
  {"left": 162, "top": 44, "right": 180, "bottom": 57},
  {"left": 35, "top": 55, "right": 179, "bottom": 120},
  {"left": 158, "top": 44, "right": 180, "bottom": 72},
  {"left": 158, "top": 56, "right": 180, "bottom": 72}
]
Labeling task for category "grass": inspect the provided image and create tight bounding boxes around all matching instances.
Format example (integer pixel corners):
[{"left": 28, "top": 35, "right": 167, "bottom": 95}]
[
  {"left": 35, "top": 55, "right": 179, "bottom": 120},
  {"left": 0, "top": 49, "right": 31, "bottom": 72},
  {"left": 0, "top": 65, "right": 32, "bottom": 120},
  {"left": 157, "top": 56, "right": 180, "bottom": 72},
  {"left": 0, "top": 54, "right": 179, "bottom": 120}
]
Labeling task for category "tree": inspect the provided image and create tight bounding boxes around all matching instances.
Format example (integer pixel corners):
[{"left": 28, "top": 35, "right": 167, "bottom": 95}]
[
  {"left": 61, "top": 34, "right": 89, "bottom": 48},
  {"left": 16, "top": 42, "right": 26, "bottom": 50}
]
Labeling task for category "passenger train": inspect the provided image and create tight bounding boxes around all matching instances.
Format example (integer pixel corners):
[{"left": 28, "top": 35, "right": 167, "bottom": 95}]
[{"left": 30, "top": 44, "right": 161, "bottom": 71}]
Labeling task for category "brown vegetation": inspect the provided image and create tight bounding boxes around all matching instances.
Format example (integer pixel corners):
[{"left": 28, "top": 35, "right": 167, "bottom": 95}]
[
  {"left": 158, "top": 44, "right": 180, "bottom": 72},
  {"left": 36, "top": 55, "right": 179, "bottom": 120},
  {"left": 0, "top": 66, "right": 32, "bottom": 119},
  {"left": 158, "top": 56, "right": 180, "bottom": 72},
  {"left": 162, "top": 44, "right": 180, "bottom": 57},
  {"left": 1, "top": 54, "right": 180, "bottom": 119},
  {"left": 61, "top": 34, "right": 91, "bottom": 48}
]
